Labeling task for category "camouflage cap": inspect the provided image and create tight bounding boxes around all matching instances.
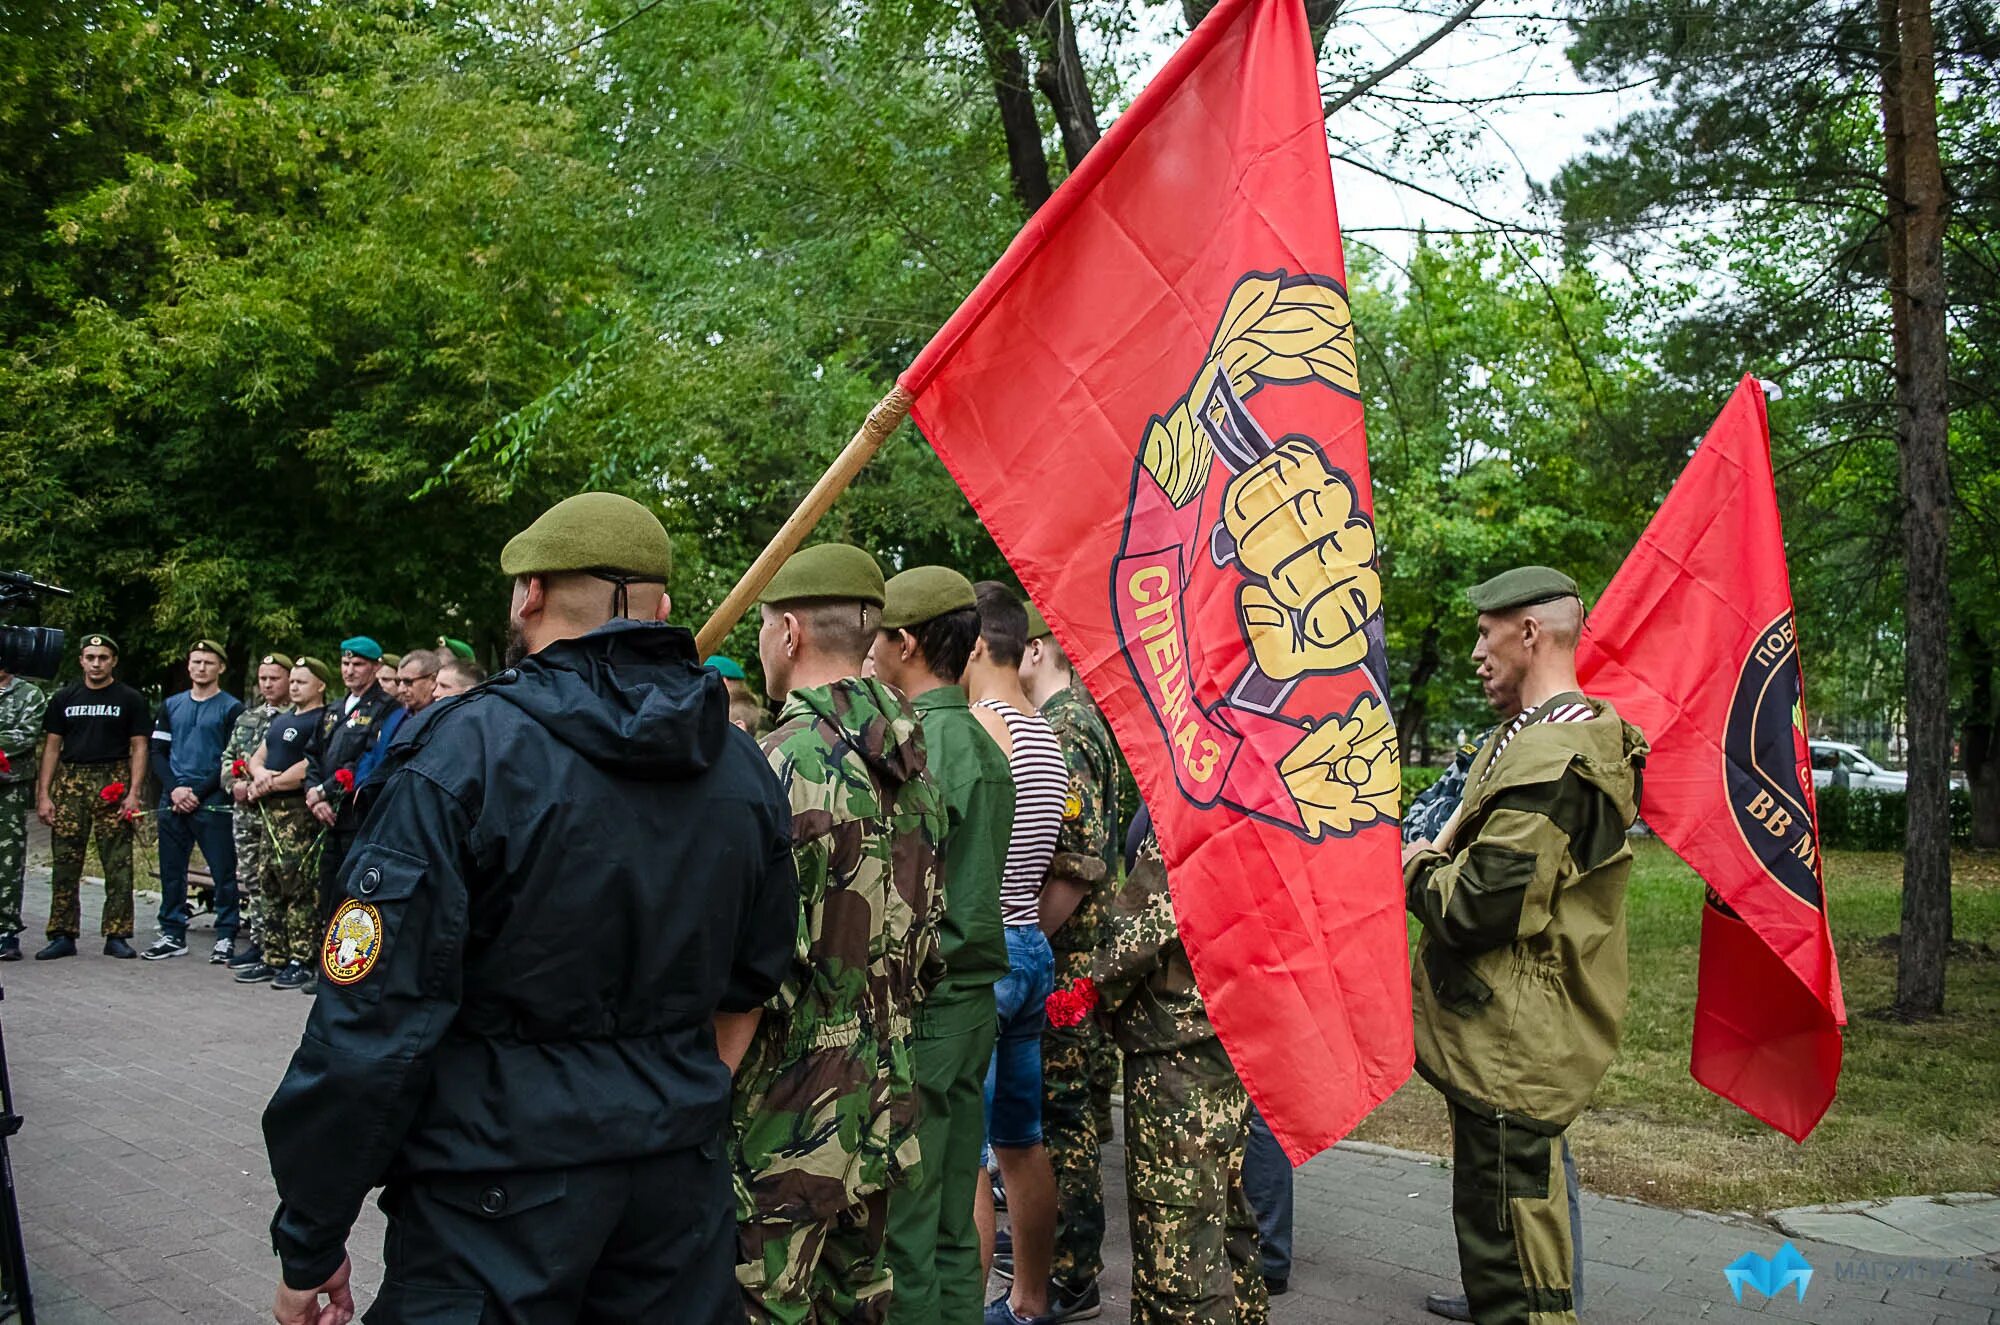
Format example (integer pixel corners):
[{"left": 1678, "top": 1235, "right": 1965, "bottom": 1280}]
[
  {"left": 295, "top": 656, "right": 333, "bottom": 684},
  {"left": 79, "top": 632, "right": 118, "bottom": 655},
  {"left": 1467, "top": 566, "right": 1581, "bottom": 615},
  {"left": 1024, "top": 603, "right": 1052, "bottom": 642},
  {"left": 258, "top": 652, "right": 296, "bottom": 671},
  {"left": 759, "top": 543, "right": 885, "bottom": 607},
  {"left": 500, "top": 492, "right": 672, "bottom": 582},
  {"left": 881, "top": 566, "right": 976, "bottom": 630},
  {"left": 188, "top": 638, "right": 227, "bottom": 663}
]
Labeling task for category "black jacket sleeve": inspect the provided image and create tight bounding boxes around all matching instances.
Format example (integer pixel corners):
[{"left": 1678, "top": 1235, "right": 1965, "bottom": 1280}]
[
  {"left": 262, "top": 765, "right": 472, "bottom": 1288},
  {"left": 721, "top": 815, "right": 800, "bottom": 1013}
]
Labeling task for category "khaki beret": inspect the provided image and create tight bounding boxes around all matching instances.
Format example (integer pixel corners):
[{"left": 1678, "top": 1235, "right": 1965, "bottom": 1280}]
[
  {"left": 295, "top": 656, "right": 333, "bottom": 684},
  {"left": 1024, "top": 604, "right": 1052, "bottom": 642},
  {"left": 80, "top": 633, "right": 118, "bottom": 655},
  {"left": 759, "top": 544, "right": 885, "bottom": 607},
  {"left": 501, "top": 492, "right": 672, "bottom": 582},
  {"left": 188, "top": 638, "right": 227, "bottom": 663},
  {"left": 1467, "top": 566, "right": 1581, "bottom": 615},
  {"left": 380, "top": 652, "right": 403, "bottom": 670},
  {"left": 258, "top": 652, "right": 295, "bottom": 671},
  {"left": 882, "top": 567, "right": 977, "bottom": 630}
]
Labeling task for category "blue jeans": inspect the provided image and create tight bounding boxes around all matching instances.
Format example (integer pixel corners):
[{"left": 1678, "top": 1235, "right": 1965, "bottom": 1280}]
[
  {"left": 984, "top": 925, "right": 1055, "bottom": 1149},
  {"left": 1244, "top": 1104, "right": 1295, "bottom": 1280},
  {"left": 156, "top": 800, "right": 239, "bottom": 942}
]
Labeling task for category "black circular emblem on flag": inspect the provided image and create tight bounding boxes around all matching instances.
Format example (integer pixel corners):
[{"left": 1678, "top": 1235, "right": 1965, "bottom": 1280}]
[{"left": 1723, "top": 612, "right": 1823, "bottom": 909}]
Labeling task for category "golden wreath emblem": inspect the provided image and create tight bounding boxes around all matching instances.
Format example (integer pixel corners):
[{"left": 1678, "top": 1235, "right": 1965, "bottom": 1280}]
[{"left": 321, "top": 898, "right": 384, "bottom": 985}]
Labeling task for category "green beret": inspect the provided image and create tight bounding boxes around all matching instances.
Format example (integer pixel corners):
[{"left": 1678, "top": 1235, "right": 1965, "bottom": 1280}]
[
  {"left": 1024, "top": 604, "right": 1051, "bottom": 642},
  {"left": 438, "top": 636, "right": 475, "bottom": 662},
  {"left": 881, "top": 567, "right": 976, "bottom": 630},
  {"left": 380, "top": 652, "right": 404, "bottom": 670},
  {"left": 705, "top": 655, "right": 747, "bottom": 681},
  {"left": 258, "top": 652, "right": 295, "bottom": 671},
  {"left": 295, "top": 656, "right": 333, "bottom": 684},
  {"left": 80, "top": 632, "right": 118, "bottom": 655},
  {"left": 501, "top": 492, "right": 672, "bottom": 582},
  {"left": 339, "top": 636, "right": 383, "bottom": 661},
  {"left": 1467, "top": 566, "right": 1581, "bottom": 615},
  {"left": 188, "top": 638, "right": 228, "bottom": 663},
  {"left": 759, "top": 544, "right": 884, "bottom": 607}
]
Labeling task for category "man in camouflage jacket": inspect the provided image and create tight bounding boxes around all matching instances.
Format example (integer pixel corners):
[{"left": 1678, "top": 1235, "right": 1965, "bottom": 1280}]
[
  {"left": 0, "top": 666, "right": 47, "bottom": 958},
  {"left": 1020, "top": 604, "right": 1122, "bottom": 1305},
  {"left": 737, "top": 544, "right": 947, "bottom": 1324},
  {"left": 220, "top": 653, "right": 292, "bottom": 965},
  {"left": 1096, "top": 815, "right": 1266, "bottom": 1325}
]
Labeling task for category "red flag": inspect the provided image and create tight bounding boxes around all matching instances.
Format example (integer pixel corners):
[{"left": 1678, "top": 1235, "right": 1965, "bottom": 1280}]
[
  {"left": 1578, "top": 376, "right": 1845, "bottom": 1141},
  {"left": 901, "top": 0, "right": 1409, "bottom": 1160}
]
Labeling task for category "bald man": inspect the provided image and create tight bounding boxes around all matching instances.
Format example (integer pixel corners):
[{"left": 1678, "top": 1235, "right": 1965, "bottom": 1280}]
[{"left": 1402, "top": 567, "right": 1646, "bottom": 1325}]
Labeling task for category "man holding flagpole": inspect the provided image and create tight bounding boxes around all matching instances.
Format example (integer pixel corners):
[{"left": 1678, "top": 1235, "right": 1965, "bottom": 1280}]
[{"left": 1402, "top": 567, "right": 1646, "bottom": 1325}]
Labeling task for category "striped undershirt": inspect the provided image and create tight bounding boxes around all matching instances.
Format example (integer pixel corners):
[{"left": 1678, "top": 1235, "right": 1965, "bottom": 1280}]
[
  {"left": 1482, "top": 693, "right": 1595, "bottom": 779},
  {"left": 976, "top": 698, "right": 1068, "bottom": 928}
]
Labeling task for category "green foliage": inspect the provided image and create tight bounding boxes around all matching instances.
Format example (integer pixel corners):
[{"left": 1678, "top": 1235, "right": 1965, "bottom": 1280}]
[{"left": 1814, "top": 785, "right": 1975, "bottom": 851}]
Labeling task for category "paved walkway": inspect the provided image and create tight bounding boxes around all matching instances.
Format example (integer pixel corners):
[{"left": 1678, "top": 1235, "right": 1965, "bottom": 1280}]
[{"left": 4, "top": 869, "right": 1997, "bottom": 1323}]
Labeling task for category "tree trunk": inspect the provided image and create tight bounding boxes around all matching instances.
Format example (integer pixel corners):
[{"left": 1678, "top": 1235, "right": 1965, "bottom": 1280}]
[
  {"left": 1397, "top": 617, "right": 1441, "bottom": 759},
  {"left": 1028, "top": 0, "right": 1101, "bottom": 169},
  {"left": 1184, "top": 0, "right": 1342, "bottom": 52},
  {"left": 971, "top": 0, "right": 1053, "bottom": 213},
  {"left": 1964, "top": 624, "right": 2000, "bottom": 849},
  {"left": 1879, "top": 0, "right": 1954, "bottom": 1016}
]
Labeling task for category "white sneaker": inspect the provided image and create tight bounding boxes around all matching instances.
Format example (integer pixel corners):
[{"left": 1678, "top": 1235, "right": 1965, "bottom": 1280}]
[
  {"left": 209, "top": 939, "right": 233, "bottom": 965},
  {"left": 141, "top": 936, "right": 189, "bottom": 961}
]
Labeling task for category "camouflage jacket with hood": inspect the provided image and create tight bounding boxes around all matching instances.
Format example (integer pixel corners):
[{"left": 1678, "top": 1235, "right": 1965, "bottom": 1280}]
[
  {"left": 1404, "top": 693, "right": 1647, "bottom": 1133},
  {"left": 735, "top": 676, "right": 947, "bottom": 1221}
]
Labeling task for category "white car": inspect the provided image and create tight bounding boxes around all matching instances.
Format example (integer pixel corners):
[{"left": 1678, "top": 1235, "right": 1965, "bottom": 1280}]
[{"left": 1809, "top": 741, "right": 1907, "bottom": 792}]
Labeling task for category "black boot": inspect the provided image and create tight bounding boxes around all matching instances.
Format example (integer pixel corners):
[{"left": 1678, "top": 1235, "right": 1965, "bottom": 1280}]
[
  {"left": 1424, "top": 1292, "right": 1472, "bottom": 1321},
  {"left": 104, "top": 937, "right": 138, "bottom": 959},
  {"left": 35, "top": 936, "right": 77, "bottom": 960},
  {"left": 0, "top": 935, "right": 19, "bottom": 962}
]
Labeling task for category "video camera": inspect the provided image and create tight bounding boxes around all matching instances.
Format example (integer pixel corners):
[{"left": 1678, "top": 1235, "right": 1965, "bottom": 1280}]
[{"left": 0, "top": 572, "right": 67, "bottom": 678}]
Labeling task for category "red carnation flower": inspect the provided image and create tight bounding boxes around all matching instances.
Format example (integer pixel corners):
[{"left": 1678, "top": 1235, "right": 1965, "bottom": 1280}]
[
  {"left": 0, "top": 750, "right": 11, "bottom": 776},
  {"left": 1044, "top": 977, "right": 1100, "bottom": 1029},
  {"left": 100, "top": 781, "right": 127, "bottom": 803},
  {"left": 333, "top": 768, "right": 355, "bottom": 792},
  {"left": 232, "top": 758, "right": 249, "bottom": 779}
]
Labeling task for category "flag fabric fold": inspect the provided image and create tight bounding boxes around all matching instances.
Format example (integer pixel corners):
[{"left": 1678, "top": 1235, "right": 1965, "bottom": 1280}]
[
  {"left": 1579, "top": 375, "right": 1845, "bottom": 1141},
  {"left": 899, "top": 0, "right": 1410, "bottom": 1163}
]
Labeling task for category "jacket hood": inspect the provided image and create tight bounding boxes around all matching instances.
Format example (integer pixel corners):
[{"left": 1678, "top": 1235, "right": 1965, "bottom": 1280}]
[
  {"left": 487, "top": 621, "right": 729, "bottom": 780},
  {"left": 1486, "top": 695, "right": 1648, "bottom": 820},
  {"left": 781, "top": 676, "right": 926, "bottom": 788}
]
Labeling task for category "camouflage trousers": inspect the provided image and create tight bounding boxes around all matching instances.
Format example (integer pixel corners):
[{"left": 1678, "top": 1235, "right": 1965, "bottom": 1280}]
[
  {"left": 1124, "top": 1051, "right": 1268, "bottom": 1325},
  {"left": 1449, "top": 1101, "right": 1578, "bottom": 1325},
  {"left": 47, "top": 761, "right": 135, "bottom": 940},
  {"left": 1044, "top": 947, "right": 1106, "bottom": 1291},
  {"left": 232, "top": 802, "right": 265, "bottom": 944},
  {"left": 738, "top": 1189, "right": 892, "bottom": 1324},
  {"left": 0, "top": 781, "right": 29, "bottom": 935},
  {"left": 255, "top": 796, "right": 322, "bottom": 967}
]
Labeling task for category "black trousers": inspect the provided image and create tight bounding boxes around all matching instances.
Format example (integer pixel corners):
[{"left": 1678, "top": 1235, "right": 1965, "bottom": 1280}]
[
  {"left": 365, "top": 1145, "right": 737, "bottom": 1325},
  {"left": 317, "top": 824, "right": 356, "bottom": 926}
]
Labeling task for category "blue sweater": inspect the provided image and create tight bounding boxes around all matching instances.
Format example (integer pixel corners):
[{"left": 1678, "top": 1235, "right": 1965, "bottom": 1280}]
[{"left": 152, "top": 690, "right": 245, "bottom": 804}]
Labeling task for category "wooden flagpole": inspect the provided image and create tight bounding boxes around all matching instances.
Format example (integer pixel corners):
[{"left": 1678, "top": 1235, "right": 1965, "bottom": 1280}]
[{"left": 694, "top": 383, "right": 915, "bottom": 658}]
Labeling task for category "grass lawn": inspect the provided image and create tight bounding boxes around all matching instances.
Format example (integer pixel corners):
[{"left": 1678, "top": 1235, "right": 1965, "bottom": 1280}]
[{"left": 1350, "top": 840, "right": 2000, "bottom": 1213}]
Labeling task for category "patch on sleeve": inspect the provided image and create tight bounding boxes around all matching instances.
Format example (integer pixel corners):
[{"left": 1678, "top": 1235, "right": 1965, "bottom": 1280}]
[
  {"left": 1063, "top": 789, "right": 1084, "bottom": 822},
  {"left": 321, "top": 899, "right": 384, "bottom": 985}
]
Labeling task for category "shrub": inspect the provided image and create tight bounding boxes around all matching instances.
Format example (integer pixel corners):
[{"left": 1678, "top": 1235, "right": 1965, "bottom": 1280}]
[{"left": 1814, "top": 785, "right": 1973, "bottom": 851}]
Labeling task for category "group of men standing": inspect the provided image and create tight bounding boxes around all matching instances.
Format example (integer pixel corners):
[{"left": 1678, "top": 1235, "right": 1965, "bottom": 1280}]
[{"left": 0, "top": 629, "right": 488, "bottom": 984}]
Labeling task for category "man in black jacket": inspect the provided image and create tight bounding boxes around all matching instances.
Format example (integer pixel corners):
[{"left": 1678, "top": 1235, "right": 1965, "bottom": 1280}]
[
  {"left": 304, "top": 637, "right": 399, "bottom": 930},
  {"left": 263, "top": 493, "right": 800, "bottom": 1325}
]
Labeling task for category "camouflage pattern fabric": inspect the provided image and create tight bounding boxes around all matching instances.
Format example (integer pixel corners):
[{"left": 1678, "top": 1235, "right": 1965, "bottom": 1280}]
[
  {"left": 1402, "top": 728, "right": 1491, "bottom": 845},
  {"left": 46, "top": 760, "right": 135, "bottom": 939},
  {"left": 1098, "top": 829, "right": 1267, "bottom": 1325},
  {"left": 1449, "top": 1100, "right": 1579, "bottom": 1325},
  {"left": 1039, "top": 684, "right": 1121, "bottom": 1291},
  {"left": 222, "top": 702, "right": 280, "bottom": 943},
  {"left": 733, "top": 677, "right": 946, "bottom": 1325},
  {"left": 0, "top": 676, "right": 43, "bottom": 936},
  {"left": 255, "top": 795, "right": 323, "bottom": 966}
]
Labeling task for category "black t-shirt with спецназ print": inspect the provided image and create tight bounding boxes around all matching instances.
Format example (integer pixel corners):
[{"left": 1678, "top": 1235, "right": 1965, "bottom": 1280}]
[{"left": 43, "top": 681, "right": 151, "bottom": 765}]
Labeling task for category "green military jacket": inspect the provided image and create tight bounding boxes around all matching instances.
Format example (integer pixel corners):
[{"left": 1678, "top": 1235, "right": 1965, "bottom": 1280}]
[
  {"left": 910, "top": 685, "right": 1013, "bottom": 1009},
  {"left": 0, "top": 675, "right": 47, "bottom": 787},
  {"left": 1041, "top": 685, "right": 1121, "bottom": 957},
  {"left": 1405, "top": 693, "right": 1647, "bottom": 1133},
  {"left": 735, "top": 676, "right": 948, "bottom": 1221},
  {"left": 1095, "top": 830, "right": 1230, "bottom": 1072},
  {"left": 222, "top": 701, "right": 281, "bottom": 799}
]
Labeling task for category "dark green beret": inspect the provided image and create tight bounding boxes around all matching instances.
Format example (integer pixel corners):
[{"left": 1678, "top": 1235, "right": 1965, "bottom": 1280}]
[
  {"left": 1467, "top": 566, "right": 1581, "bottom": 615},
  {"left": 438, "top": 636, "right": 475, "bottom": 662},
  {"left": 882, "top": 567, "right": 976, "bottom": 630},
  {"left": 188, "top": 638, "right": 227, "bottom": 663},
  {"left": 259, "top": 652, "right": 295, "bottom": 671},
  {"left": 380, "top": 652, "right": 404, "bottom": 670},
  {"left": 501, "top": 492, "right": 672, "bottom": 582},
  {"left": 760, "top": 544, "right": 885, "bottom": 607},
  {"left": 80, "top": 633, "right": 118, "bottom": 655},
  {"left": 1024, "top": 604, "right": 1051, "bottom": 642},
  {"left": 295, "top": 656, "right": 333, "bottom": 684}
]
